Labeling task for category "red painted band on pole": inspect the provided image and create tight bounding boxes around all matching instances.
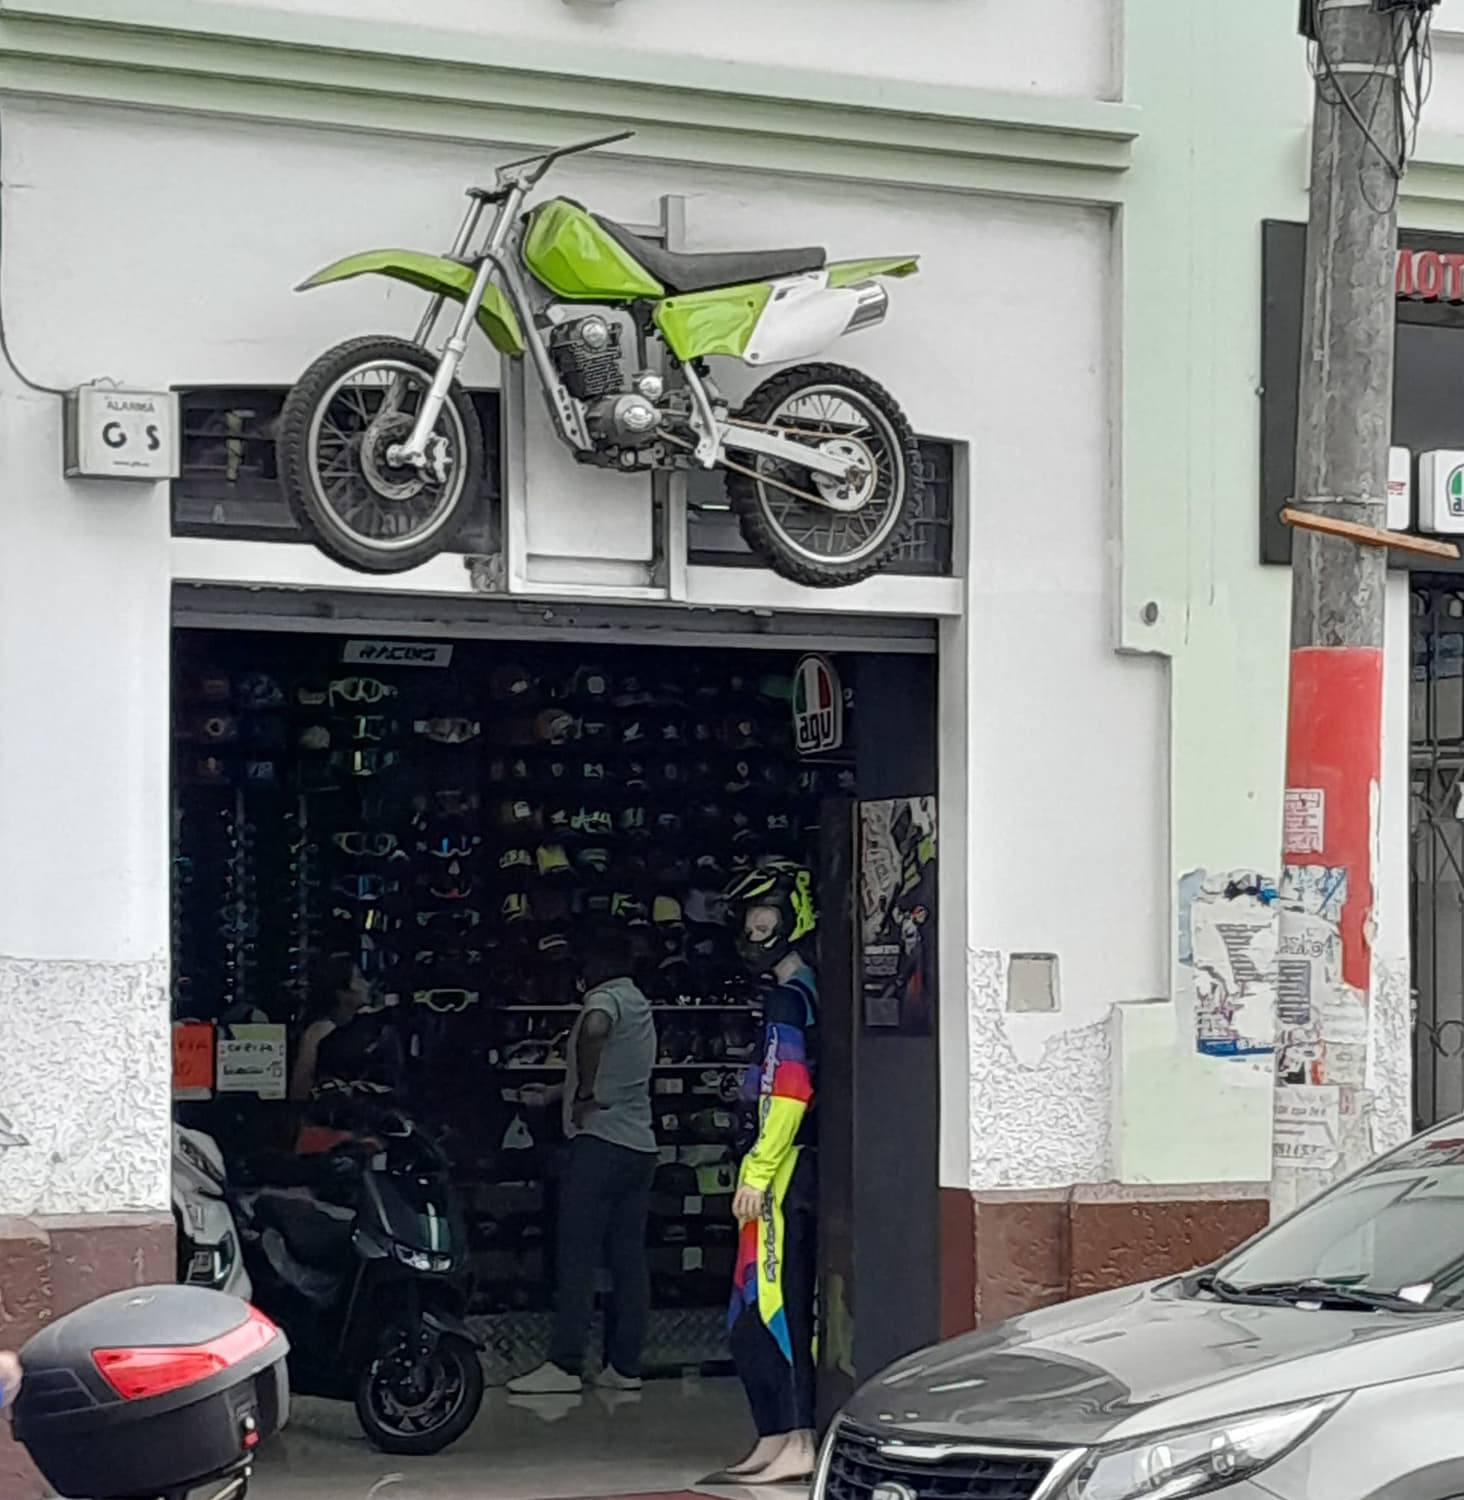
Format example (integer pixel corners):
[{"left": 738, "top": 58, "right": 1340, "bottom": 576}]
[{"left": 1283, "top": 645, "right": 1383, "bottom": 991}]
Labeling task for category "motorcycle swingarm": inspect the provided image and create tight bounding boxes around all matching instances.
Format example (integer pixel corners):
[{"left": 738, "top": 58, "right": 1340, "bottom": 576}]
[{"left": 716, "top": 421, "right": 857, "bottom": 480}]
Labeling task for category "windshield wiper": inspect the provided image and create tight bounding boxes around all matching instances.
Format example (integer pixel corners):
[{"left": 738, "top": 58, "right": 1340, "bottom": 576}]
[
  {"left": 1193, "top": 1273, "right": 1248, "bottom": 1303},
  {"left": 1200, "top": 1277, "right": 1426, "bottom": 1312}
]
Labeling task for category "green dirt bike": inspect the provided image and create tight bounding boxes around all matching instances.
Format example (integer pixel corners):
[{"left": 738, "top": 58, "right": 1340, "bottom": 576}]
[{"left": 279, "top": 130, "right": 923, "bottom": 587}]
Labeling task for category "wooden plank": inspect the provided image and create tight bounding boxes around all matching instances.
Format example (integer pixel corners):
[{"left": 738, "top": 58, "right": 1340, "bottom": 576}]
[{"left": 1280, "top": 506, "right": 1461, "bottom": 560}]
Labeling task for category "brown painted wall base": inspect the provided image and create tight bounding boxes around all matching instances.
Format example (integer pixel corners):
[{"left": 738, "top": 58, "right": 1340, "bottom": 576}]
[
  {"left": 0, "top": 1212, "right": 173, "bottom": 1499},
  {"left": 940, "top": 1184, "right": 1270, "bottom": 1336}
]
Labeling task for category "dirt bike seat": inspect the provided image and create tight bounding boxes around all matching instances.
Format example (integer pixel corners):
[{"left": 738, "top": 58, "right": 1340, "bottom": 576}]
[{"left": 593, "top": 215, "right": 826, "bottom": 295}]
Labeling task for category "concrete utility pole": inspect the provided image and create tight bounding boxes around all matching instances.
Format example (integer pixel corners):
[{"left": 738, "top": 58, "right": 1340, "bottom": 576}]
[{"left": 1272, "top": 0, "right": 1428, "bottom": 1216}]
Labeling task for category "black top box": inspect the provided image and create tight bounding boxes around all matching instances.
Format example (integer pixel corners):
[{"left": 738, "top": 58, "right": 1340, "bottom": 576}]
[{"left": 13, "top": 1284, "right": 289, "bottom": 1500}]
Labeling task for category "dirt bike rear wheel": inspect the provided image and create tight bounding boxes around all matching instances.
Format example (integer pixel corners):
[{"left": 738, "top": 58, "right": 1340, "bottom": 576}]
[
  {"left": 277, "top": 336, "right": 485, "bottom": 574},
  {"left": 724, "top": 361, "right": 922, "bottom": 588}
]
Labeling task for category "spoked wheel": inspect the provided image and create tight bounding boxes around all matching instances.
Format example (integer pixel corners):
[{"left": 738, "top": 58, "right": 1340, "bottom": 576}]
[
  {"left": 354, "top": 1327, "right": 484, "bottom": 1456},
  {"left": 724, "top": 361, "right": 923, "bottom": 587},
  {"left": 278, "top": 336, "right": 485, "bottom": 574}
]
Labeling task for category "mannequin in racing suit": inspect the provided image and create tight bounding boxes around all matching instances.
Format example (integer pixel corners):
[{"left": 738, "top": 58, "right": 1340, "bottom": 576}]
[{"left": 722, "top": 861, "right": 819, "bottom": 1486}]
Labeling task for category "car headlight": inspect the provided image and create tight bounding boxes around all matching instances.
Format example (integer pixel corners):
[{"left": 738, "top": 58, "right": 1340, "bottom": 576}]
[{"left": 1072, "top": 1395, "right": 1346, "bottom": 1500}]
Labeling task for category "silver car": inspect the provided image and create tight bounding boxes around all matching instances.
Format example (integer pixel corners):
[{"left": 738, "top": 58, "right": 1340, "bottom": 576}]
[{"left": 822, "top": 1118, "right": 1464, "bottom": 1500}]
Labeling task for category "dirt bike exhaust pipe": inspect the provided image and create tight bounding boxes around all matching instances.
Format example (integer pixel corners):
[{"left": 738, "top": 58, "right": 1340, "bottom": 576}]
[{"left": 843, "top": 279, "right": 889, "bottom": 336}]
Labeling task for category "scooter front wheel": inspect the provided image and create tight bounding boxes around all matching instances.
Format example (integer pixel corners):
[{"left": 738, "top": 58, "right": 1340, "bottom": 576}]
[
  {"left": 277, "top": 336, "right": 486, "bottom": 574},
  {"left": 355, "top": 1328, "right": 484, "bottom": 1456}
]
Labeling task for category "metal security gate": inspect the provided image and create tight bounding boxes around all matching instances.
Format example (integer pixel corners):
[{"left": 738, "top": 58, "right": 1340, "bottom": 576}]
[{"left": 1411, "top": 582, "right": 1464, "bottom": 1129}]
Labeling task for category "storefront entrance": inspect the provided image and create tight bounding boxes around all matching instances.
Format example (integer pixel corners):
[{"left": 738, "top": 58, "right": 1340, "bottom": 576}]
[{"left": 167, "top": 604, "right": 939, "bottom": 1493}]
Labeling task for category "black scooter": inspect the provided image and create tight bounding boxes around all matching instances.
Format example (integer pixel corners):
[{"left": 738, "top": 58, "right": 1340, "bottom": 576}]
[{"left": 233, "top": 1091, "right": 483, "bottom": 1455}]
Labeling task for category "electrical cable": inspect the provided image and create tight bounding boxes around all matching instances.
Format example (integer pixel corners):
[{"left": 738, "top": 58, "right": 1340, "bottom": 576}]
[
  {"left": 0, "top": 110, "right": 68, "bottom": 396},
  {"left": 1304, "top": 0, "right": 1439, "bottom": 216}
]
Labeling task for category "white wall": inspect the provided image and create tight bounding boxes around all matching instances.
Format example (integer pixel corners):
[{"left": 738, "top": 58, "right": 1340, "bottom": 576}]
[
  {"left": 195, "top": 0, "right": 1122, "bottom": 100},
  {"left": 0, "top": 98, "right": 1149, "bottom": 1200},
  {"left": 0, "top": 366, "right": 172, "bottom": 1216}
]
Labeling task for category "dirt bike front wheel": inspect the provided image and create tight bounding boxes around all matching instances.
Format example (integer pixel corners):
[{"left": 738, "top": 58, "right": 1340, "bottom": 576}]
[
  {"left": 724, "top": 361, "right": 923, "bottom": 588},
  {"left": 277, "top": 335, "right": 486, "bottom": 574}
]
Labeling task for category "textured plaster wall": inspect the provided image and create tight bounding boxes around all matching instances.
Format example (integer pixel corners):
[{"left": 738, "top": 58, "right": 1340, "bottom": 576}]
[
  {"left": 968, "top": 951, "right": 1113, "bottom": 1190},
  {"left": 0, "top": 957, "right": 172, "bottom": 1216}
]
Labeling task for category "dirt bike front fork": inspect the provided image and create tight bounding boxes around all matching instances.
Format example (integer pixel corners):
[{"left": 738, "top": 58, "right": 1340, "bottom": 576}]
[{"left": 388, "top": 249, "right": 591, "bottom": 474}]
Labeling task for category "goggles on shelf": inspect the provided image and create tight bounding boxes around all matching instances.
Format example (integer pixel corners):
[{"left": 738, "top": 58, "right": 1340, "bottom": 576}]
[
  {"left": 415, "top": 948, "right": 483, "bottom": 967},
  {"left": 345, "top": 715, "right": 393, "bottom": 742},
  {"left": 414, "top": 718, "right": 482, "bottom": 745},
  {"left": 333, "top": 875, "right": 398, "bottom": 901},
  {"left": 329, "top": 678, "right": 398, "bottom": 706},
  {"left": 426, "top": 835, "right": 482, "bottom": 858},
  {"left": 333, "top": 831, "right": 401, "bottom": 858},
  {"left": 413, "top": 989, "right": 480, "bottom": 1014},
  {"left": 417, "top": 908, "right": 482, "bottom": 933}
]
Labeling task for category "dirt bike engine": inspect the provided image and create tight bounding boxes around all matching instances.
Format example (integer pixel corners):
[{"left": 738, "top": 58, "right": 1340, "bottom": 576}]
[
  {"left": 549, "top": 315, "right": 624, "bottom": 402},
  {"left": 550, "top": 315, "right": 663, "bottom": 449}
]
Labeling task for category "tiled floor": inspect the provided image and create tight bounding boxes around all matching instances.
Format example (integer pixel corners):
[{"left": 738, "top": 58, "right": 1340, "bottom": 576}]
[{"left": 248, "top": 1375, "right": 807, "bottom": 1500}]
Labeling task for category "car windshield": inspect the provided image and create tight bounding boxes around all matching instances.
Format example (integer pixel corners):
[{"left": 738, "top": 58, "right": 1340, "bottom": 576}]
[{"left": 1216, "top": 1123, "right": 1464, "bottom": 1308}]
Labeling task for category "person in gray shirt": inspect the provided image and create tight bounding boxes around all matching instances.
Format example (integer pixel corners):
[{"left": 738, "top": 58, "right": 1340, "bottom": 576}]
[{"left": 509, "top": 931, "right": 658, "bottom": 1396}]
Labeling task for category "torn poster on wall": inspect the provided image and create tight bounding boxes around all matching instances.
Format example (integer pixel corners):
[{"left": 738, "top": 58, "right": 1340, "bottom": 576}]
[
  {"left": 1180, "top": 864, "right": 1368, "bottom": 1086},
  {"left": 1274, "top": 862, "right": 1370, "bottom": 1092},
  {"left": 1181, "top": 870, "right": 1278, "bottom": 1060}
]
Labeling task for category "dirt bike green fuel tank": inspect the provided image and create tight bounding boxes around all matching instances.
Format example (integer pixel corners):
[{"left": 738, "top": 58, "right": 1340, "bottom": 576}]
[{"left": 522, "top": 199, "right": 665, "bottom": 302}]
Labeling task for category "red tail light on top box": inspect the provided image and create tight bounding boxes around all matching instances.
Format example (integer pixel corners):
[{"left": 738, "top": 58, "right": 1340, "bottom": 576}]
[{"left": 13, "top": 1284, "right": 289, "bottom": 1500}]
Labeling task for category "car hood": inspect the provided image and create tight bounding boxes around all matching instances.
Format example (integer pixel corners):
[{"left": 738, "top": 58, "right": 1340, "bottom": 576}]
[{"left": 843, "top": 1279, "right": 1464, "bottom": 1447}]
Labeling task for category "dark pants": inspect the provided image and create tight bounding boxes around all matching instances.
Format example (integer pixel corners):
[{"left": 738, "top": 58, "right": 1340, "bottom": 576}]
[
  {"left": 549, "top": 1134, "right": 658, "bottom": 1378},
  {"left": 729, "top": 1149, "right": 817, "bottom": 1436}
]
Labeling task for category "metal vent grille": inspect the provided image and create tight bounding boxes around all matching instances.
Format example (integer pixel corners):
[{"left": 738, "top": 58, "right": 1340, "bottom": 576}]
[
  {"left": 687, "top": 437, "right": 958, "bottom": 576},
  {"left": 170, "top": 386, "right": 500, "bottom": 552}
]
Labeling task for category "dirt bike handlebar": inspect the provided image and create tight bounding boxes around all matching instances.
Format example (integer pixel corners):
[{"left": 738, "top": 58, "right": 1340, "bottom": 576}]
[{"left": 494, "top": 129, "right": 635, "bottom": 185}]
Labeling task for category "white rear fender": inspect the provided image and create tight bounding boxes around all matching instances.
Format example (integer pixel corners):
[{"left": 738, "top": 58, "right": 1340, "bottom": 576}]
[{"left": 743, "top": 271, "right": 888, "bottom": 367}]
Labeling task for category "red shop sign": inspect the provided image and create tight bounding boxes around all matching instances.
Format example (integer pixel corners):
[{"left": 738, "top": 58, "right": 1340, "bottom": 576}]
[{"left": 1397, "top": 246, "right": 1464, "bottom": 303}]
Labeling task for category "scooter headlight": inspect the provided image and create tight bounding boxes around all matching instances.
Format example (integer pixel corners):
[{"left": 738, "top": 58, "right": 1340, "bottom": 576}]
[
  {"left": 1071, "top": 1395, "right": 1346, "bottom": 1500},
  {"left": 394, "top": 1243, "right": 455, "bottom": 1273}
]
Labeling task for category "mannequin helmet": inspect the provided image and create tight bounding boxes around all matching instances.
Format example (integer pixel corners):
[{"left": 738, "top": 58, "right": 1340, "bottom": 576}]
[{"left": 723, "top": 857, "right": 816, "bottom": 973}]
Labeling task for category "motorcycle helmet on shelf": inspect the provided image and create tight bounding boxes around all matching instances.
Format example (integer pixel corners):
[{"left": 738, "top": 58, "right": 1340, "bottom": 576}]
[
  {"left": 612, "top": 675, "right": 656, "bottom": 709},
  {"left": 534, "top": 708, "right": 579, "bottom": 746},
  {"left": 723, "top": 857, "right": 817, "bottom": 975},
  {"left": 720, "top": 715, "right": 760, "bottom": 751},
  {"left": 488, "top": 663, "right": 539, "bottom": 707},
  {"left": 183, "top": 670, "right": 233, "bottom": 704},
  {"left": 657, "top": 759, "right": 689, "bottom": 791},
  {"left": 497, "top": 798, "right": 542, "bottom": 833},
  {"left": 566, "top": 665, "right": 614, "bottom": 705}
]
